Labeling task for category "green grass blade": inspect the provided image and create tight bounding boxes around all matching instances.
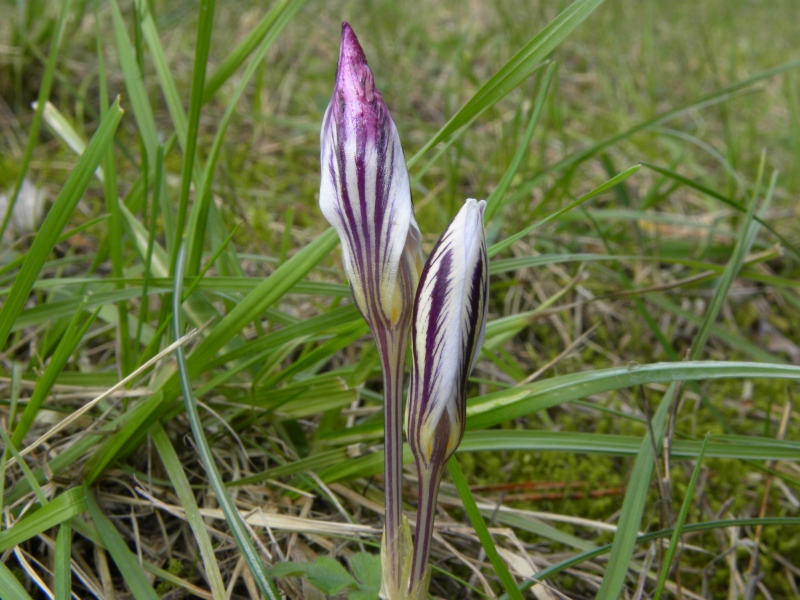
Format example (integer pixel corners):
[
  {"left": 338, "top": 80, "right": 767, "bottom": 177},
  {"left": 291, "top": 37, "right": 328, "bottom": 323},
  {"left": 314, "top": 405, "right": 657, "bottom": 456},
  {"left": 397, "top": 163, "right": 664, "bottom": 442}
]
[
  {"left": 135, "top": 143, "right": 165, "bottom": 352},
  {"left": 172, "top": 247, "right": 281, "bottom": 600},
  {"left": 447, "top": 457, "right": 523, "bottom": 600},
  {"left": 484, "top": 61, "right": 557, "bottom": 222},
  {"left": 0, "top": 97, "right": 122, "bottom": 350},
  {"left": 488, "top": 165, "right": 640, "bottom": 257},
  {"left": 0, "top": 561, "right": 34, "bottom": 600},
  {"left": 151, "top": 423, "right": 226, "bottom": 600},
  {"left": 108, "top": 0, "right": 158, "bottom": 162},
  {"left": 408, "top": 0, "right": 605, "bottom": 166},
  {"left": 35, "top": 101, "right": 100, "bottom": 178},
  {"left": 0, "top": 487, "right": 87, "bottom": 552},
  {"left": 653, "top": 432, "right": 710, "bottom": 600},
  {"left": 135, "top": 0, "right": 187, "bottom": 144},
  {"left": 96, "top": 6, "right": 131, "bottom": 373},
  {"left": 0, "top": 0, "right": 72, "bottom": 240},
  {"left": 202, "top": 0, "right": 306, "bottom": 104},
  {"left": 0, "top": 215, "right": 109, "bottom": 279},
  {"left": 172, "top": 0, "right": 216, "bottom": 272},
  {"left": 466, "top": 361, "right": 800, "bottom": 429},
  {"left": 645, "top": 294, "right": 782, "bottom": 364},
  {"left": 54, "top": 521, "right": 72, "bottom": 600},
  {"left": 0, "top": 364, "right": 22, "bottom": 512},
  {"left": 85, "top": 488, "right": 160, "bottom": 600},
  {"left": 688, "top": 165, "right": 769, "bottom": 361},
  {"left": 469, "top": 502, "right": 594, "bottom": 552},
  {"left": 458, "top": 430, "right": 799, "bottom": 461}
]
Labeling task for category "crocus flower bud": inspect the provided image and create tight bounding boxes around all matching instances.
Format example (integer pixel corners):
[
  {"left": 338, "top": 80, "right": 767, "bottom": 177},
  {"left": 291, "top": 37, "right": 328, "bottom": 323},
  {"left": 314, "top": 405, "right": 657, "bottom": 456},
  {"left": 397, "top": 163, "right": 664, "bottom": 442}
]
[
  {"left": 319, "top": 23, "right": 422, "bottom": 597},
  {"left": 319, "top": 22, "right": 422, "bottom": 333},
  {"left": 406, "top": 199, "right": 489, "bottom": 594},
  {"left": 407, "top": 198, "right": 488, "bottom": 469}
]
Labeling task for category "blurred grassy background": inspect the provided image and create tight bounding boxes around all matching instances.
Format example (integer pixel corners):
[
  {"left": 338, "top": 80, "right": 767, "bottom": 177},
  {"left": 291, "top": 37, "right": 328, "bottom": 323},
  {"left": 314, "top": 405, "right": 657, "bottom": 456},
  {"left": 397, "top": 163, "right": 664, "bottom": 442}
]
[{"left": 1, "top": 0, "right": 799, "bottom": 598}]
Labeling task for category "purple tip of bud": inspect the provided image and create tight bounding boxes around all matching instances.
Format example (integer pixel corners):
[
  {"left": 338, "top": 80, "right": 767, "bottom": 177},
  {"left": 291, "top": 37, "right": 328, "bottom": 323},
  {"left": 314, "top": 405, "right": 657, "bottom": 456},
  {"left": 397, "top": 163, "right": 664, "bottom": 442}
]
[
  {"left": 340, "top": 22, "right": 368, "bottom": 73},
  {"left": 332, "top": 22, "right": 386, "bottom": 130}
]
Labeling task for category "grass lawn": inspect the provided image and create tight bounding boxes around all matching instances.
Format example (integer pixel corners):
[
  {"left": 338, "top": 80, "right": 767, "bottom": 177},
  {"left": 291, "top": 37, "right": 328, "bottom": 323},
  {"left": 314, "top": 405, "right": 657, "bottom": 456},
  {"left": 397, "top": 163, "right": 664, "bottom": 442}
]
[{"left": 1, "top": 0, "right": 799, "bottom": 598}]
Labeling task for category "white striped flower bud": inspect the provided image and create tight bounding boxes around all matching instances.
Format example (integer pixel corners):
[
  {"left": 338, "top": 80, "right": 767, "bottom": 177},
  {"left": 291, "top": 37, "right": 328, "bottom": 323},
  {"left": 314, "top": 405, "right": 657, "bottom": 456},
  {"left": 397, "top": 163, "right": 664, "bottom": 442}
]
[
  {"left": 319, "top": 22, "right": 422, "bottom": 333},
  {"left": 405, "top": 198, "right": 489, "bottom": 594},
  {"left": 407, "top": 198, "right": 488, "bottom": 469}
]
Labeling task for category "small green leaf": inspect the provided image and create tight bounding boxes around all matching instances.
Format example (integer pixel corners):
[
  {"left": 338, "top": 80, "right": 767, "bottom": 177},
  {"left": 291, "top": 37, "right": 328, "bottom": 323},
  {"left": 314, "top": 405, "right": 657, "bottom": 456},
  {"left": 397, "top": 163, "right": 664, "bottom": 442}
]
[
  {"left": 349, "top": 552, "right": 382, "bottom": 595},
  {"left": 269, "top": 557, "right": 358, "bottom": 596},
  {"left": 307, "top": 557, "right": 358, "bottom": 595}
]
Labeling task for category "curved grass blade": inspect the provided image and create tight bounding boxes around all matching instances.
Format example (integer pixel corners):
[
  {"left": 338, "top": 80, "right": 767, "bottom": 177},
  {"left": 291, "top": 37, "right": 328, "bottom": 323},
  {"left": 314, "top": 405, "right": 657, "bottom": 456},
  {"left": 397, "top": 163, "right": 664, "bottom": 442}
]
[
  {"left": 409, "top": 0, "right": 605, "bottom": 166},
  {"left": 0, "top": 98, "right": 123, "bottom": 350},
  {"left": 172, "top": 247, "right": 281, "bottom": 600},
  {"left": 466, "top": 361, "right": 800, "bottom": 430},
  {"left": 458, "top": 430, "right": 799, "bottom": 461}
]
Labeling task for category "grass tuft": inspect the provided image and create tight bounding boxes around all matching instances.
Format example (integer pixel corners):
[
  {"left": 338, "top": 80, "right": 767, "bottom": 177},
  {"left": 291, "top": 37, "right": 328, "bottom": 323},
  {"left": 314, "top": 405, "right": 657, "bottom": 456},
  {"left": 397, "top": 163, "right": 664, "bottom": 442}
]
[{"left": 0, "top": 0, "right": 798, "bottom": 598}]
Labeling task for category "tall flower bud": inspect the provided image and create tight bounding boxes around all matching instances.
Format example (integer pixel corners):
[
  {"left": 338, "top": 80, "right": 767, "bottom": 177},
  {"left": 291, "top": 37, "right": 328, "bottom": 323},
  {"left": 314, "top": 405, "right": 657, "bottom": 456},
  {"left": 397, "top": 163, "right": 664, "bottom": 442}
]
[
  {"left": 319, "top": 22, "right": 422, "bottom": 333},
  {"left": 406, "top": 199, "right": 489, "bottom": 595},
  {"left": 319, "top": 23, "right": 421, "bottom": 598}
]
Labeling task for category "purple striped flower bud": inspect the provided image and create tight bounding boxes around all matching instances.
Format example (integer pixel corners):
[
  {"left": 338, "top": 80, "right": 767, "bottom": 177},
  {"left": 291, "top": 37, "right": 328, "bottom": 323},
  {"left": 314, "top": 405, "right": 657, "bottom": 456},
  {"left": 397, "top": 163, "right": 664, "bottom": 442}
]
[
  {"left": 407, "top": 198, "right": 489, "bottom": 469},
  {"left": 319, "top": 24, "right": 422, "bottom": 595},
  {"left": 319, "top": 22, "right": 422, "bottom": 333},
  {"left": 405, "top": 199, "right": 489, "bottom": 594}
]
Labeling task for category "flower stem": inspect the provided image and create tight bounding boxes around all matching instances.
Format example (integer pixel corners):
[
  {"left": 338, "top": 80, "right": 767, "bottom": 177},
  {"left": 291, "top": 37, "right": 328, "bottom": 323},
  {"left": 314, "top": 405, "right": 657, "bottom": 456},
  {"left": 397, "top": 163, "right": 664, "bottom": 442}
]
[
  {"left": 409, "top": 461, "right": 444, "bottom": 593},
  {"left": 375, "top": 328, "right": 408, "bottom": 592}
]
